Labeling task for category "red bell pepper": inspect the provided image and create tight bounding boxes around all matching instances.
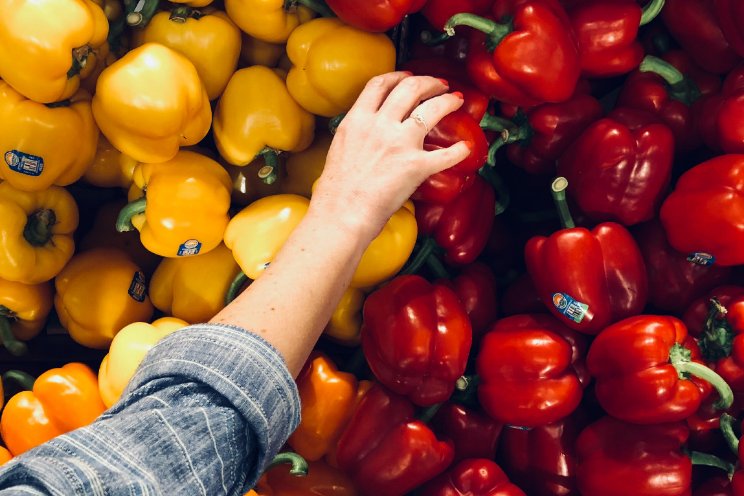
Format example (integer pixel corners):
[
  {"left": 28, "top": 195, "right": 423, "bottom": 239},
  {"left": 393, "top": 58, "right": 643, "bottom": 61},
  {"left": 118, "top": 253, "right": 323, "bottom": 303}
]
[
  {"left": 431, "top": 403, "right": 502, "bottom": 463},
  {"left": 633, "top": 220, "right": 731, "bottom": 314},
  {"left": 444, "top": 0, "right": 581, "bottom": 107},
  {"left": 419, "top": 458, "right": 526, "bottom": 496},
  {"left": 556, "top": 107, "right": 674, "bottom": 226},
  {"left": 413, "top": 109, "right": 489, "bottom": 204},
  {"left": 439, "top": 262, "right": 499, "bottom": 340},
  {"left": 324, "top": 0, "right": 427, "bottom": 32},
  {"left": 415, "top": 176, "right": 496, "bottom": 267},
  {"left": 525, "top": 178, "right": 648, "bottom": 334},
  {"left": 684, "top": 286, "right": 744, "bottom": 338},
  {"left": 693, "top": 65, "right": 744, "bottom": 154},
  {"left": 361, "top": 275, "right": 472, "bottom": 406},
  {"left": 662, "top": 0, "right": 740, "bottom": 75},
  {"left": 714, "top": 0, "right": 744, "bottom": 58},
  {"left": 476, "top": 314, "right": 587, "bottom": 427},
  {"left": 587, "top": 315, "right": 733, "bottom": 424},
  {"left": 576, "top": 417, "right": 693, "bottom": 496},
  {"left": 660, "top": 155, "right": 744, "bottom": 267},
  {"left": 422, "top": 0, "right": 495, "bottom": 30}
]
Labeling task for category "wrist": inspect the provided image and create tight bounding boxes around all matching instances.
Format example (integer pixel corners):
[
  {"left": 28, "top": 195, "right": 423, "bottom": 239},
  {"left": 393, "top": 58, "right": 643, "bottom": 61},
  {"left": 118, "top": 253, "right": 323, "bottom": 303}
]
[{"left": 307, "top": 195, "right": 386, "bottom": 247}]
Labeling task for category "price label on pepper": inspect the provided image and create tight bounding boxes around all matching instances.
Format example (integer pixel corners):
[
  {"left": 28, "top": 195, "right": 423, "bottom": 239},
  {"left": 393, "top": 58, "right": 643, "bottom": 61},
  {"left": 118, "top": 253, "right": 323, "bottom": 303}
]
[{"left": 552, "top": 292, "right": 589, "bottom": 324}]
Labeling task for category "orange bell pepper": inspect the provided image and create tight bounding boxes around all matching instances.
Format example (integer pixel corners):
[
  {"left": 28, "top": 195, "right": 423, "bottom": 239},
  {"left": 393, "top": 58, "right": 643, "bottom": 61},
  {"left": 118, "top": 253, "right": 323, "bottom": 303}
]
[{"left": 0, "top": 446, "right": 11, "bottom": 465}]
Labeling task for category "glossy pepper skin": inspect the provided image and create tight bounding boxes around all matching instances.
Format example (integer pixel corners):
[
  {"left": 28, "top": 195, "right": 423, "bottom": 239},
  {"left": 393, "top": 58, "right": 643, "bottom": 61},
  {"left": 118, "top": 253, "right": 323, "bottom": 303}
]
[
  {"left": 695, "top": 66, "right": 744, "bottom": 154},
  {"left": 0, "top": 0, "right": 108, "bottom": 103},
  {"left": 422, "top": 0, "right": 494, "bottom": 30},
  {"left": 324, "top": 287, "right": 365, "bottom": 345},
  {"left": 420, "top": 458, "right": 526, "bottom": 496},
  {"left": 431, "top": 403, "right": 502, "bottom": 463},
  {"left": 214, "top": 66, "right": 315, "bottom": 165},
  {"left": 525, "top": 222, "right": 648, "bottom": 335},
  {"left": 0, "top": 83, "right": 98, "bottom": 191},
  {"left": 576, "top": 417, "right": 692, "bottom": 496},
  {"left": 0, "top": 278, "right": 53, "bottom": 356},
  {"left": 0, "top": 183, "right": 79, "bottom": 285},
  {"left": 477, "top": 314, "right": 586, "bottom": 427},
  {"left": 92, "top": 43, "right": 212, "bottom": 164},
  {"left": 98, "top": 317, "right": 187, "bottom": 408},
  {"left": 362, "top": 275, "right": 473, "bottom": 406},
  {"left": 660, "top": 155, "right": 744, "bottom": 267},
  {"left": 225, "top": 0, "right": 314, "bottom": 44},
  {"left": 715, "top": 0, "right": 744, "bottom": 58},
  {"left": 149, "top": 244, "right": 240, "bottom": 323},
  {"left": 122, "top": 151, "right": 232, "bottom": 258},
  {"left": 587, "top": 315, "right": 716, "bottom": 424},
  {"left": 440, "top": 263, "right": 499, "bottom": 340},
  {"left": 83, "top": 136, "right": 138, "bottom": 189},
  {"left": 0, "top": 363, "right": 106, "bottom": 455},
  {"left": 134, "top": 8, "right": 241, "bottom": 100},
  {"left": 55, "top": 248, "right": 155, "bottom": 349},
  {"left": 325, "top": 0, "right": 426, "bottom": 32},
  {"left": 336, "top": 383, "right": 454, "bottom": 496},
  {"left": 286, "top": 18, "right": 396, "bottom": 117},
  {"left": 557, "top": 108, "right": 674, "bottom": 226},
  {"left": 415, "top": 175, "right": 495, "bottom": 267}
]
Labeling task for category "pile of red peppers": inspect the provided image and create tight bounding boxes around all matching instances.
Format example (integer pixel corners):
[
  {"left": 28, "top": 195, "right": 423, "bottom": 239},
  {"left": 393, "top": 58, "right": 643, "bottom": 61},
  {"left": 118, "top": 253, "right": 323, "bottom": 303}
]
[{"left": 283, "top": 0, "right": 744, "bottom": 494}]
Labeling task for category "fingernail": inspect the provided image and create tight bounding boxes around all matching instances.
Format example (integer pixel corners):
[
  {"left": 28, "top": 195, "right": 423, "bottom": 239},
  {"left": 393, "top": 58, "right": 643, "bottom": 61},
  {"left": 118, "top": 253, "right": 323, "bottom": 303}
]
[
  {"left": 437, "top": 78, "right": 449, "bottom": 86},
  {"left": 451, "top": 91, "right": 464, "bottom": 99},
  {"left": 401, "top": 71, "right": 414, "bottom": 76},
  {"left": 464, "top": 140, "right": 475, "bottom": 151}
]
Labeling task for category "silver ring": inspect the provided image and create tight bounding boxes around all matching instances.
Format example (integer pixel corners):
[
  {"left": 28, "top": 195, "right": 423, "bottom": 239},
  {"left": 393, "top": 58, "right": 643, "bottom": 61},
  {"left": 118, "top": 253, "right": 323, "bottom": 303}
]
[{"left": 409, "top": 113, "right": 429, "bottom": 134}]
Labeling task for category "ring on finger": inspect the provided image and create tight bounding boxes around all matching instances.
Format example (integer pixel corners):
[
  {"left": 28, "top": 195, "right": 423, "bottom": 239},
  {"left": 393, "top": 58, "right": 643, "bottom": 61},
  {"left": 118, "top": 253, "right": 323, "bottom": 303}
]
[{"left": 409, "top": 112, "right": 430, "bottom": 134}]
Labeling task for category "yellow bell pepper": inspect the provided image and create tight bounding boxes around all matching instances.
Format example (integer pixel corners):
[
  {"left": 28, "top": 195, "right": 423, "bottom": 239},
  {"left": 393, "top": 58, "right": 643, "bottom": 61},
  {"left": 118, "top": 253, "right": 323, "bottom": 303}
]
[
  {"left": 225, "top": 0, "right": 315, "bottom": 44},
  {"left": 0, "top": 83, "right": 98, "bottom": 192},
  {"left": 124, "top": 0, "right": 213, "bottom": 28},
  {"left": 224, "top": 159, "right": 285, "bottom": 207},
  {"left": 324, "top": 287, "right": 364, "bottom": 345},
  {"left": 133, "top": 8, "right": 241, "bottom": 100},
  {"left": 55, "top": 248, "right": 155, "bottom": 349},
  {"left": 286, "top": 18, "right": 396, "bottom": 117},
  {"left": 98, "top": 317, "right": 188, "bottom": 407},
  {"left": 83, "top": 135, "right": 138, "bottom": 189},
  {"left": 118, "top": 150, "right": 232, "bottom": 258},
  {"left": 149, "top": 243, "right": 240, "bottom": 323},
  {"left": 240, "top": 34, "right": 285, "bottom": 68},
  {"left": 0, "top": 278, "right": 53, "bottom": 356},
  {"left": 91, "top": 0, "right": 122, "bottom": 20},
  {"left": 0, "top": 183, "right": 79, "bottom": 285},
  {"left": 79, "top": 41, "right": 118, "bottom": 94},
  {"left": 92, "top": 43, "right": 212, "bottom": 164},
  {"left": 280, "top": 132, "right": 330, "bottom": 198},
  {"left": 0, "top": 0, "right": 108, "bottom": 103}
]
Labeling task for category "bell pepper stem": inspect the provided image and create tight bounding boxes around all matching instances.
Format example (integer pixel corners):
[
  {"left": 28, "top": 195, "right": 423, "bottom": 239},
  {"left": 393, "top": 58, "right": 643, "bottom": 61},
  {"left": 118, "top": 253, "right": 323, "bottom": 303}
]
[
  {"left": 670, "top": 343, "right": 734, "bottom": 411},
  {"left": 444, "top": 14, "right": 512, "bottom": 50},
  {"left": 265, "top": 452, "right": 309, "bottom": 476},
  {"left": 23, "top": 209, "right": 56, "bottom": 247},
  {"left": 0, "top": 316, "right": 27, "bottom": 356},
  {"left": 125, "top": 0, "right": 160, "bottom": 27},
  {"left": 328, "top": 113, "right": 346, "bottom": 135},
  {"left": 700, "top": 298, "right": 734, "bottom": 361},
  {"left": 225, "top": 272, "right": 250, "bottom": 305},
  {"left": 417, "top": 403, "right": 443, "bottom": 424},
  {"left": 480, "top": 113, "right": 514, "bottom": 132},
  {"left": 286, "top": 0, "right": 334, "bottom": 17},
  {"left": 116, "top": 197, "right": 147, "bottom": 233},
  {"left": 720, "top": 413, "right": 740, "bottom": 457},
  {"left": 639, "top": 55, "right": 701, "bottom": 105},
  {"left": 486, "top": 126, "right": 530, "bottom": 166},
  {"left": 401, "top": 238, "right": 439, "bottom": 275},
  {"left": 688, "top": 450, "right": 735, "bottom": 476},
  {"left": 420, "top": 30, "right": 452, "bottom": 46},
  {"left": 169, "top": 6, "right": 198, "bottom": 22},
  {"left": 478, "top": 166, "right": 510, "bottom": 215},
  {"left": 2, "top": 370, "right": 36, "bottom": 391},
  {"left": 257, "top": 149, "right": 280, "bottom": 185},
  {"left": 425, "top": 253, "right": 451, "bottom": 280},
  {"left": 551, "top": 177, "right": 575, "bottom": 229},
  {"left": 640, "top": 0, "right": 665, "bottom": 26},
  {"left": 450, "top": 374, "right": 481, "bottom": 407}
]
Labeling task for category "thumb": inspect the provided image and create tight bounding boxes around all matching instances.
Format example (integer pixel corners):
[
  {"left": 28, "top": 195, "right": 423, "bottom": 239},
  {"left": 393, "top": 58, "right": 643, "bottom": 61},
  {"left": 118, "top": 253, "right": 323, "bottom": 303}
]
[{"left": 422, "top": 140, "right": 473, "bottom": 177}]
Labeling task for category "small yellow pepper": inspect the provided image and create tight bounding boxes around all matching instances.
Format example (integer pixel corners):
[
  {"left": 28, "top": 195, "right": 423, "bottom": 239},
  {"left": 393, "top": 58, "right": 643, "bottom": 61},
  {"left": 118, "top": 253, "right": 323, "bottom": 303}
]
[
  {"left": 286, "top": 18, "right": 396, "bottom": 117},
  {"left": 225, "top": 0, "right": 315, "bottom": 44},
  {"left": 0, "top": 278, "right": 54, "bottom": 356},
  {"left": 240, "top": 34, "right": 285, "bottom": 68},
  {"left": 119, "top": 150, "right": 232, "bottom": 258},
  {"left": 324, "top": 287, "right": 364, "bottom": 345},
  {"left": 280, "top": 132, "right": 330, "bottom": 198},
  {"left": 92, "top": 43, "right": 212, "bottom": 163},
  {"left": 0, "top": 0, "right": 108, "bottom": 103},
  {"left": 0, "top": 183, "right": 79, "bottom": 285},
  {"left": 83, "top": 135, "right": 138, "bottom": 189},
  {"left": 98, "top": 317, "right": 188, "bottom": 407},
  {"left": 133, "top": 8, "right": 241, "bottom": 100},
  {"left": 55, "top": 248, "right": 155, "bottom": 349},
  {"left": 149, "top": 243, "right": 240, "bottom": 323},
  {"left": 0, "top": 83, "right": 98, "bottom": 192}
]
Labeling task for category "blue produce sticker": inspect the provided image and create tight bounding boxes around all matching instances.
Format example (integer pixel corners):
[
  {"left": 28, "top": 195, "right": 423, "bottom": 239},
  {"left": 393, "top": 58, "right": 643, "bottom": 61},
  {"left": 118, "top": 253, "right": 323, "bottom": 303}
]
[
  {"left": 128, "top": 271, "right": 147, "bottom": 302},
  {"left": 177, "top": 239, "right": 202, "bottom": 257},
  {"left": 552, "top": 292, "right": 589, "bottom": 324},
  {"left": 5, "top": 150, "right": 43, "bottom": 176},
  {"left": 687, "top": 252, "right": 715, "bottom": 266}
]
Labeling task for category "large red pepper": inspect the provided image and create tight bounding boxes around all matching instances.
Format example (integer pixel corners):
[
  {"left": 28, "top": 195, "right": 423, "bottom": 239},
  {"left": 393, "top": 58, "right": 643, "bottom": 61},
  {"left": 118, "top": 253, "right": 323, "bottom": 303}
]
[
  {"left": 715, "top": 0, "right": 744, "bottom": 58},
  {"left": 525, "top": 178, "right": 648, "bottom": 334},
  {"left": 694, "top": 65, "right": 744, "bottom": 154},
  {"left": 419, "top": 458, "right": 526, "bottom": 496},
  {"left": 587, "top": 315, "right": 733, "bottom": 424},
  {"left": 633, "top": 220, "right": 731, "bottom": 314},
  {"left": 660, "top": 155, "right": 744, "bottom": 267},
  {"left": 444, "top": 0, "right": 580, "bottom": 107},
  {"left": 439, "top": 262, "right": 499, "bottom": 340},
  {"left": 476, "top": 314, "right": 587, "bottom": 427},
  {"left": 324, "top": 0, "right": 427, "bottom": 32},
  {"left": 431, "top": 403, "right": 502, "bottom": 463},
  {"left": 556, "top": 107, "right": 674, "bottom": 226},
  {"left": 415, "top": 175, "right": 496, "bottom": 267},
  {"left": 412, "top": 109, "right": 489, "bottom": 204},
  {"left": 662, "top": 0, "right": 740, "bottom": 75},
  {"left": 361, "top": 275, "right": 472, "bottom": 406},
  {"left": 336, "top": 383, "right": 454, "bottom": 496}
]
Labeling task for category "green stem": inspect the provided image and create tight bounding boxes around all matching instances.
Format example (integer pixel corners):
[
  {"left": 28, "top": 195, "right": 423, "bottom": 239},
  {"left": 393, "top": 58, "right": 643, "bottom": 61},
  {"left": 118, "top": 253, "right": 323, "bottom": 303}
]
[
  {"left": 2, "top": 370, "right": 36, "bottom": 391},
  {"left": 638, "top": 55, "right": 700, "bottom": 105},
  {"left": 420, "top": 30, "right": 452, "bottom": 46},
  {"left": 444, "top": 14, "right": 511, "bottom": 50},
  {"left": 417, "top": 403, "right": 443, "bottom": 424},
  {"left": 400, "top": 238, "right": 438, "bottom": 275},
  {"left": 328, "top": 113, "right": 346, "bottom": 135},
  {"left": 699, "top": 298, "right": 734, "bottom": 362},
  {"left": 689, "top": 450, "right": 735, "bottom": 476},
  {"left": 289, "top": 0, "right": 334, "bottom": 17},
  {"left": 450, "top": 374, "right": 481, "bottom": 407},
  {"left": 0, "top": 316, "right": 27, "bottom": 356},
  {"left": 125, "top": 0, "right": 160, "bottom": 27},
  {"left": 225, "top": 272, "right": 249, "bottom": 306},
  {"left": 639, "top": 0, "right": 665, "bottom": 26},
  {"left": 720, "top": 413, "right": 740, "bottom": 457},
  {"left": 23, "top": 209, "right": 56, "bottom": 247},
  {"left": 550, "top": 177, "right": 575, "bottom": 229},
  {"left": 480, "top": 113, "right": 514, "bottom": 132},
  {"left": 478, "top": 166, "right": 510, "bottom": 215},
  {"left": 116, "top": 197, "right": 147, "bottom": 233},
  {"left": 169, "top": 6, "right": 198, "bottom": 22},
  {"left": 426, "top": 254, "right": 451, "bottom": 280},
  {"left": 670, "top": 344, "right": 734, "bottom": 411},
  {"left": 266, "top": 452, "right": 309, "bottom": 476},
  {"left": 257, "top": 149, "right": 280, "bottom": 185},
  {"left": 486, "top": 126, "right": 530, "bottom": 166}
]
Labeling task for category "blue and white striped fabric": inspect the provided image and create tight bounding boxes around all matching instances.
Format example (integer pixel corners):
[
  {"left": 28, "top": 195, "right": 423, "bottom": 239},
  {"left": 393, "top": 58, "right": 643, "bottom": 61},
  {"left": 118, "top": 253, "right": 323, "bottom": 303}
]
[{"left": 0, "top": 323, "right": 301, "bottom": 495}]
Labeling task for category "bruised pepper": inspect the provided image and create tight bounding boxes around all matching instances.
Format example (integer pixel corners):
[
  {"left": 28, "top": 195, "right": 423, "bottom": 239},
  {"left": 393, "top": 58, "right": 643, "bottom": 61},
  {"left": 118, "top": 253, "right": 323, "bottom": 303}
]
[
  {"left": 0, "top": 0, "right": 108, "bottom": 103},
  {"left": 0, "top": 83, "right": 98, "bottom": 192},
  {"left": 0, "top": 279, "right": 53, "bottom": 356},
  {"left": 118, "top": 150, "right": 232, "bottom": 258}
]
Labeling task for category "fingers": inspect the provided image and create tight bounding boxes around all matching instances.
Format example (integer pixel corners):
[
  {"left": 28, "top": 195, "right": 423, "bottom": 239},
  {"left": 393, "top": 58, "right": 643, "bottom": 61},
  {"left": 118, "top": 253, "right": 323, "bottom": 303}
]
[
  {"left": 404, "top": 92, "right": 464, "bottom": 138},
  {"left": 421, "top": 141, "right": 473, "bottom": 177},
  {"left": 347, "top": 72, "right": 414, "bottom": 115},
  {"left": 377, "top": 76, "right": 450, "bottom": 121}
]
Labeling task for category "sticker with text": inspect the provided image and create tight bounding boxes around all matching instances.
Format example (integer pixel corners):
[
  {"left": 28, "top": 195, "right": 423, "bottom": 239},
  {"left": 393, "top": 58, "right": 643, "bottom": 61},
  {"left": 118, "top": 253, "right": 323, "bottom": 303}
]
[
  {"left": 687, "top": 252, "right": 715, "bottom": 266},
  {"left": 128, "top": 271, "right": 147, "bottom": 302},
  {"left": 552, "top": 292, "right": 589, "bottom": 324},
  {"left": 177, "top": 239, "right": 202, "bottom": 257},
  {"left": 5, "top": 150, "right": 43, "bottom": 176}
]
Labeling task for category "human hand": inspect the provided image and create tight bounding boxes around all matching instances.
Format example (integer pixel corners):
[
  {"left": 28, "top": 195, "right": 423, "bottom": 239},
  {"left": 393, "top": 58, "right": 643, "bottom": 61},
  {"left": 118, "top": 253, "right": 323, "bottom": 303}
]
[{"left": 310, "top": 72, "right": 472, "bottom": 240}]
